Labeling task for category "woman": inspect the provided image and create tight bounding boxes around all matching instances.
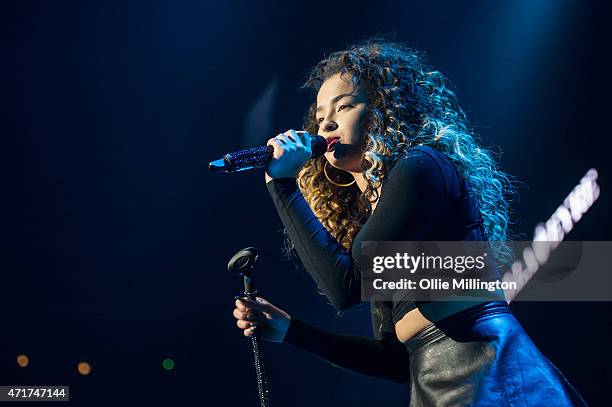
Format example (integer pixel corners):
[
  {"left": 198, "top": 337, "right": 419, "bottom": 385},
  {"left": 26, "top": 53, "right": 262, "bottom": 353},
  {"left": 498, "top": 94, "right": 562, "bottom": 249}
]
[{"left": 232, "top": 39, "right": 586, "bottom": 406}]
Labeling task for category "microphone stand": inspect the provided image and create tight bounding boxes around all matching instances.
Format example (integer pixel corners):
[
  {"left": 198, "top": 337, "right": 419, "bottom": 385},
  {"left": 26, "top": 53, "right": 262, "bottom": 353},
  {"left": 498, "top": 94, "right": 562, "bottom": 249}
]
[{"left": 228, "top": 247, "right": 271, "bottom": 407}]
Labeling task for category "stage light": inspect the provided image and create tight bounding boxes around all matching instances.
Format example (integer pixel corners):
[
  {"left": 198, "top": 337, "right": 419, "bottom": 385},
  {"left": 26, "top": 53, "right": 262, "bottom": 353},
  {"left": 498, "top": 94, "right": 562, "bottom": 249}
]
[
  {"left": 16, "top": 355, "right": 29, "bottom": 368},
  {"left": 162, "top": 358, "right": 175, "bottom": 370},
  {"left": 77, "top": 362, "right": 91, "bottom": 376}
]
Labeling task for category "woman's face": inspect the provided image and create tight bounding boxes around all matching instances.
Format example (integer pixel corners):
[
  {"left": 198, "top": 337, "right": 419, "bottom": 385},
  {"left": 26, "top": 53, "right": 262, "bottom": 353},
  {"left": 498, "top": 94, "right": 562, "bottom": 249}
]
[{"left": 316, "top": 72, "right": 368, "bottom": 173}]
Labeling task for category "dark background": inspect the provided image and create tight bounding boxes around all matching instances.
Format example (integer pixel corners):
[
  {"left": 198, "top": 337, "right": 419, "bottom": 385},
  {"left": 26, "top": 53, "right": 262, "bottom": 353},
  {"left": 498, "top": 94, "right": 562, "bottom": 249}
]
[{"left": 2, "top": 0, "right": 611, "bottom": 405}]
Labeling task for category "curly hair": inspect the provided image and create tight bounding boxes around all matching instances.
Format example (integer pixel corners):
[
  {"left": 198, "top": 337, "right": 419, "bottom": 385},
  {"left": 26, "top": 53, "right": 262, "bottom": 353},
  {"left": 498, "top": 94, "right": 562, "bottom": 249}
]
[{"left": 290, "top": 38, "right": 515, "bottom": 269}]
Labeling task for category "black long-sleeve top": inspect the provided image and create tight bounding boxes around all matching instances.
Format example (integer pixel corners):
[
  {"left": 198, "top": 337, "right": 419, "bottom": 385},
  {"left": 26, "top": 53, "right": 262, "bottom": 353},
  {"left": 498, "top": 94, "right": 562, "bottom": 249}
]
[{"left": 267, "top": 145, "right": 499, "bottom": 383}]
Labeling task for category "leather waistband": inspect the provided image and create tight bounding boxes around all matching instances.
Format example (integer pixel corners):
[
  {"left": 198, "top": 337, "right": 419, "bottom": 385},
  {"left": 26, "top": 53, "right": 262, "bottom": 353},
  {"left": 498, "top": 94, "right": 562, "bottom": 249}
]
[
  {"left": 404, "top": 323, "right": 446, "bottom": 354},
  {"left": 404, "top": 301, "right": 511, "bottom": 354}
]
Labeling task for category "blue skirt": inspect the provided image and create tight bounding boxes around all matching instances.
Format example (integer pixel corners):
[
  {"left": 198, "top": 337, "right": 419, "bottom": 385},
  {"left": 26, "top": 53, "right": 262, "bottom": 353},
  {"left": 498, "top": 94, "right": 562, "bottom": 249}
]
[{"left": 404, "top": 302, "right": 587, "bottom": 406}]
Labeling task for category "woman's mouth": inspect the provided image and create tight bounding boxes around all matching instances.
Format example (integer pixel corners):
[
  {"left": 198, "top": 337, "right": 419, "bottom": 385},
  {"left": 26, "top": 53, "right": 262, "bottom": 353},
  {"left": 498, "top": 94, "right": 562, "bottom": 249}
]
[{"left": 326, "top": 137, "right": 341, "bottom": 152}]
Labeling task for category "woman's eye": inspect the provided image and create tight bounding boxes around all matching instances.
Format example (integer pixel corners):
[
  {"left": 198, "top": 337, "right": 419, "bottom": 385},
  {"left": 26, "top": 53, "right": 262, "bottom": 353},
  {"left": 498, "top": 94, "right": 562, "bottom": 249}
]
[{"left": 338, "top": 104, "right": 352, "bottom": 111}]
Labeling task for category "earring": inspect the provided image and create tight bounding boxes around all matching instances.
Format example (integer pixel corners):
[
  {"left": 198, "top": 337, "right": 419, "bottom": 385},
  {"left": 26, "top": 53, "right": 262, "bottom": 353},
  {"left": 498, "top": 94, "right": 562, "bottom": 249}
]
[{"left": 324, "top": 161, "right": 356, "bottom": 187}]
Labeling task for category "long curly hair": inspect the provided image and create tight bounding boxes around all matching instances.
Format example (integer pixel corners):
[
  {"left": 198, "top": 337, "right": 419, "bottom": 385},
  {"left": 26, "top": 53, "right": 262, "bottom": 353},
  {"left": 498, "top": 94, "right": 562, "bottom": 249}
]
[{"left": 291, "top": 38, "right": 515, "bottom": 268}]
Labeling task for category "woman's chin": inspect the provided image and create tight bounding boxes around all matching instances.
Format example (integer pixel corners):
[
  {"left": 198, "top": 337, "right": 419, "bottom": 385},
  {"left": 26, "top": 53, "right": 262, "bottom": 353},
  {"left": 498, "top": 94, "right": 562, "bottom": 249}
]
[{"left": 325, "top": 153, "right": 361, "bottom": 173}]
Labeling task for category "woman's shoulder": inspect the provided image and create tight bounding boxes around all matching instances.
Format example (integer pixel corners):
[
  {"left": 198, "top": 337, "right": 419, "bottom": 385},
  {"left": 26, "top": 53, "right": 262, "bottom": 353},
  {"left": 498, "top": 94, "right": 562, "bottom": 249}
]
[
  {"left": 398, "top": 145, "right": 455, "bottom": 171},
  {"left": 386, "top": 145, "right": 463, "bottom": 199}
]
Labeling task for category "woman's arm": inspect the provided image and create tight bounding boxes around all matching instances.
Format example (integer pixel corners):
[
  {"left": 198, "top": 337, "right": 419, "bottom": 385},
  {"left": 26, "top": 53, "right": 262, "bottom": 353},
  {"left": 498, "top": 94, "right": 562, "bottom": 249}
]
[
  {"left": 267, "top": 178, "right": 359, "bottom": 311},
  {"left": 283, "top": 317, "right": 411, "bottom": 383},
  {"left": 233, "top": 296, "right": 410, "bottom": 383},
  {"left": 267, "top": 146, "right": 459, "bottom": 312}
]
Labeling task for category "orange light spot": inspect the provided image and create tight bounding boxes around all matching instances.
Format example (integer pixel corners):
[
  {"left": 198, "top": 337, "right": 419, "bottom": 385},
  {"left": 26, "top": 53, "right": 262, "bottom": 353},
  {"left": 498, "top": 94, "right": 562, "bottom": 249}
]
[
  {"left": 77, "top": 362, "right": 91, "bottom": 375},
  {"left": 16, "top": 355, "right": 29, "bottom": 367}
]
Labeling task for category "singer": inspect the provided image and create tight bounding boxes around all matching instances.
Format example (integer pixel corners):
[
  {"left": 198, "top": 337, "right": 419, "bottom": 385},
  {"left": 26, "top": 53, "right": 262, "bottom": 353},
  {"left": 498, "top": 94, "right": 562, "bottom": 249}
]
[{"left": 232, "top": 39, "right": 586, "bottom": 405}]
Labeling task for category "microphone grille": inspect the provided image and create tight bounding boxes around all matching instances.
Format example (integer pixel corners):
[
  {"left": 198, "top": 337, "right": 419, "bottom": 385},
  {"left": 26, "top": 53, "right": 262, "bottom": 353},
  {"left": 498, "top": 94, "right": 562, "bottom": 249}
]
[{"left": 310, "top": 135, "right": 327, "bottom": 158}]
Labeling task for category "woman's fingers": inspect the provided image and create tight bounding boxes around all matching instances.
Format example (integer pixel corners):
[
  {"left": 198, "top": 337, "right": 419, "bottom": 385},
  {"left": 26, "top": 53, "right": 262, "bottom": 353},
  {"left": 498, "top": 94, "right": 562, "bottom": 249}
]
[
  {"left": 232, "top": 307, "right": 245, "bottom": 320},
  {"left": 232, "top": 306, "right": 262, "bottom": 320},
  {"left": 235, "top": 297, "right": 262, "bottom": 314},
  {"left": 233, "top": 298, "right": 267, "bottom": 329},
  {"left": 264, "top": 129, "right": 313, "bottom": 179},
  {"left": 233, "top": 296, "right": 272, "bottom": 337},
  {"left": 236, "top": 319, "right": 260, "bottom": 329},
  {"left": 235, "top": 298, "right": 248, "bottom": 312},
  {"left": 244, "top": 326, "right": 257, "bottom": 337},
  {"left": 275, "top": 130, "right": 306, "bottom": 147},
  {"left": 234, "top": 307, "right": 264, "bottom": 337},
  {"left": 231, "top": 296, "right": 290, "bottom": 342},
  {"left": 276, "top": 134, "right": 294, "bottom": 149},
  {"left": 266, "top": 137, "right": 284, "bottom": 159},
  {"left": 234, "top": 309, "right": 261, "bottom": 337},
  {"left": 286, "top": 129, "right": 303, "bottom": 147},
  {"left": 267, "top": 133, "right": 297, "bottom": 159},
  {"left": 296, "top": 130, "right": 311, "bottom": 149},
  {"left": 240, "top": 297, "right": 275, "bottom": 314},
  {"left": 236, "top": 317, "right": 259, "bottom": 337}
]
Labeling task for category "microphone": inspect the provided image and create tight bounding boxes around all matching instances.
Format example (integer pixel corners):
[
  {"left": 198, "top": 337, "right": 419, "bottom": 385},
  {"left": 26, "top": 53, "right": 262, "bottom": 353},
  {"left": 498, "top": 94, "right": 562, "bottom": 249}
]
[{"left": 208, "top": 134, "right": 328, "bottom": 173}]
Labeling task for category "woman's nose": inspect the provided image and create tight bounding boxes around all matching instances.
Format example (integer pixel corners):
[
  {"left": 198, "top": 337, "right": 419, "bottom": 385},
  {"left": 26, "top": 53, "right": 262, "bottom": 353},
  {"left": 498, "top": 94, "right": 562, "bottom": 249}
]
[{"left": 321, "top": 121, "right": 338, "bottom": 133}]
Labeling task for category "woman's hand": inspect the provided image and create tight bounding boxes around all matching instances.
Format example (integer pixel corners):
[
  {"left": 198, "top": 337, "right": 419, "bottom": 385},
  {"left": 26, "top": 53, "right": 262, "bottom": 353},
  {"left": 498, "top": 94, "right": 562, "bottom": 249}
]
[
  {"left": 233, "top": 296, "right": 291, "bottom": 342},
  {"left": 265, "top": 129, "right": 313, "bottom": 183}
]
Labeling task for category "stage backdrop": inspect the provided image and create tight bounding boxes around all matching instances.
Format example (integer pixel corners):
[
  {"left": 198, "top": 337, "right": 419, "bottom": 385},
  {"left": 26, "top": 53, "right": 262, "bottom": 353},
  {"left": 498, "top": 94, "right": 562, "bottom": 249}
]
[{"left": 2, "top": 1, "right": 611, "bottom": 405}]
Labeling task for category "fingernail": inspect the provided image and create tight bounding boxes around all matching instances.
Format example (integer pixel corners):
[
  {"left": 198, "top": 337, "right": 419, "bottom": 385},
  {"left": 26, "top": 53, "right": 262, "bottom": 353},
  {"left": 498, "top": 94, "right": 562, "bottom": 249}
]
[{"left": 234, "top": 296, "right": 247, "bottom": 304}]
